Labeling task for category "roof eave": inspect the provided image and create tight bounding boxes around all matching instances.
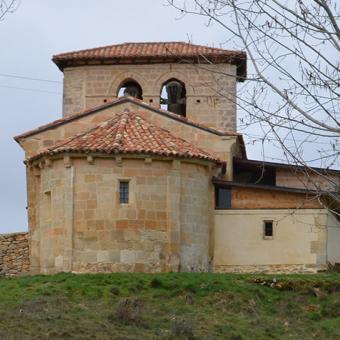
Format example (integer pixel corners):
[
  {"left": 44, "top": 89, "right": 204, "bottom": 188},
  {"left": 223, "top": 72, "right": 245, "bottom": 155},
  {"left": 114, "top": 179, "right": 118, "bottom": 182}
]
[
  {"left": 212, "top": 177, "right": 325, "bottom": 195},
  {"left": 52, "top": 54, "right": 247, "bottom": 81},
  {"left": 28, "top": 151, "right": 221, "bottom": 166}
]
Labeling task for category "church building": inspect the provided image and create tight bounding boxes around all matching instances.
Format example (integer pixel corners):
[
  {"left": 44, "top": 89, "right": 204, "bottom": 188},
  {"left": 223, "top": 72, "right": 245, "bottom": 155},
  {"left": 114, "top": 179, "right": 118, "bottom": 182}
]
[{"left": 14, "top": 42, "right": 340, "bottom": 274}]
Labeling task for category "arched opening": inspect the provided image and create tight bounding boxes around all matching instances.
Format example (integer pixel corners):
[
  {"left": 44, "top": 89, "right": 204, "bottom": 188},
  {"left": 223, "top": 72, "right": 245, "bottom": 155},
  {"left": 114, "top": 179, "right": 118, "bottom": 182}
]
[
  {"left": 160, "top": 79, "right": 186, "bottom": 116},
  {"left": 117, "top": 79, "right": 143, "bottom": 100}
]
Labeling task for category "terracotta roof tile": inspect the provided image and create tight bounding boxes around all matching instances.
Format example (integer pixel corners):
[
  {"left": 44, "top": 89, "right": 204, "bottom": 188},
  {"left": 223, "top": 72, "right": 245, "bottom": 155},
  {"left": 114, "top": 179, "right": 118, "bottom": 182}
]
[
  {"left": 29, "top": 111, "right": 220, "bottom": 164},
  {"left": 52, "top": 42, "right": 246, "bottom": 78}
]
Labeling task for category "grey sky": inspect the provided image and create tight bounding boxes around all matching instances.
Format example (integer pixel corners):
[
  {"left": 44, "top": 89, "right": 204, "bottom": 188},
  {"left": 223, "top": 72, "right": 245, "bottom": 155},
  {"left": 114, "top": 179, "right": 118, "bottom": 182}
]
[{"left": 0, "top": 1, "right": 337, "bottom": 233}]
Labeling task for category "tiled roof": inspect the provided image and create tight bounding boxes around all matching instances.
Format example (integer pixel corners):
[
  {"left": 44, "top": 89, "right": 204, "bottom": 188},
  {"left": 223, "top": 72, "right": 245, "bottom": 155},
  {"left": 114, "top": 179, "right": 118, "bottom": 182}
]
[
  {"left": 29, "top": 111, "right": 220, "bottom": 163},
  {"left": 52, "top": 42, "right": 246, "bottom": 79},
  {"left": 14, "top": 96, "right": 241, "bottom": 141}
]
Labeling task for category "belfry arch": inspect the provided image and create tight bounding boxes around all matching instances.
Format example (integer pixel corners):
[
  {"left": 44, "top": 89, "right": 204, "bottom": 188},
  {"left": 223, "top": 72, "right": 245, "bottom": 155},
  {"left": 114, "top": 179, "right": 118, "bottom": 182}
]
[
  {"left": 117, "top": 78, "right": 143, "bottom": 99},
  {"left": 106, "top": 71, "right": 146, "bottom": 99},
  {"left": 160, "top": 78, "right": 187, "bottom": 116}
]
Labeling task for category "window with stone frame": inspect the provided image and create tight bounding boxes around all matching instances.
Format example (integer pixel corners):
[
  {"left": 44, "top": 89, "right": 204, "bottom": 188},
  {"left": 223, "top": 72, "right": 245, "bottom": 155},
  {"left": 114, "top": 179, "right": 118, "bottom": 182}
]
[{"left": 119, "top": 180, "right": 129, "bottom": 204}]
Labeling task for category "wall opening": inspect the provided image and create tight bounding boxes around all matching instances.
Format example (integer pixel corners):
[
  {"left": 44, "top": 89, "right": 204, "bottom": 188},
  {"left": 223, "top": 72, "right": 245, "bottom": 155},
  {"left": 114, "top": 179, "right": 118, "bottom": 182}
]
[
  {"left": 263, "top": 220, "right": 274, "bottom": 239},
  {"left": 117, "top": 79, "right": 143, "bottom": 100},
  {"left": 160, "top": 78, "right": 186, "bottom": 116},
  {"left": 233, "top": 160, "right": 276, "bottom": 186},
  {"left": 215, "top": 187, "right": 231, "bottom": 209}
]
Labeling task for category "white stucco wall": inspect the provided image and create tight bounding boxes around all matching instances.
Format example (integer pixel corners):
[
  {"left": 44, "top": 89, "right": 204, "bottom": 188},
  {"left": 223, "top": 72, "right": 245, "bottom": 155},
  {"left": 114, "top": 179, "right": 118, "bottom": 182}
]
[{"left": 214, "top": 209, "right": 330, "bottom": 271}]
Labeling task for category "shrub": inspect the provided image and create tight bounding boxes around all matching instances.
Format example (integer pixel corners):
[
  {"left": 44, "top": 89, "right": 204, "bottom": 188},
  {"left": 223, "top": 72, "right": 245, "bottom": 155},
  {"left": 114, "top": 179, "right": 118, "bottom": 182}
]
[{"left": 110, "top": 298, "right": 143, "bottom": 325}]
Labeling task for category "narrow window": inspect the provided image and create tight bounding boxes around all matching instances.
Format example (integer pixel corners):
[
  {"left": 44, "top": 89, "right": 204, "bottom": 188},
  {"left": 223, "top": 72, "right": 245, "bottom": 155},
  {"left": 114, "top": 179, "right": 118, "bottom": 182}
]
[
  {"left": 215, "top": 187, "right": 231, "bottom": 209},
  {"left": 263, "top": 220, "right": 273, "bottom": 239},
  {"left": 119, "top": 181, "right": 129, "bottom": 204}
]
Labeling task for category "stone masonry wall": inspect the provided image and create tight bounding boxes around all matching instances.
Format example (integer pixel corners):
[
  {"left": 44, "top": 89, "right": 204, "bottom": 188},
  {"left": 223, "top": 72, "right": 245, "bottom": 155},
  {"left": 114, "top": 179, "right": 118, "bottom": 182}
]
[
  {"left": 71, "top": 157, "right": 171, "bottom": 274},
  {"left": 62, "top": 63, "right": 237, "bottom": 132},
  {"left": 214, "top": 264, "right": 325, "bottom": 274},
  {"left": 29, "top": 156, "right": 214, "bottom": 274},
  {"left": 0, "top": 232, "right": 29, "bottom": 276},
  {"left": 179, "top": 162, "right": 212, "bottom": 271}
]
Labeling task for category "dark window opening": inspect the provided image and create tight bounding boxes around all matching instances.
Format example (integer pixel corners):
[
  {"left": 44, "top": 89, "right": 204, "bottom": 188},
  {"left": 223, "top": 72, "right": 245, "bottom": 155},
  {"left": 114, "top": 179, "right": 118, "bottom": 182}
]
[
  {"left": 233, "top": 160, "right": 276, "bottom": 186},
  {"left": 119, "top": 181, "right": 129, "bottom": 204},
  {"left": 215, "top": 187, "right": 231, "bottom": 209},
  {"left": 160, "top": 79, "right": 186, "bottom": 116},
  {"left": 118, "top": 79, "right": 143, "bottom": 100},
  {"left": 264, "top": 221, "right": 273, "bottom": 237}
]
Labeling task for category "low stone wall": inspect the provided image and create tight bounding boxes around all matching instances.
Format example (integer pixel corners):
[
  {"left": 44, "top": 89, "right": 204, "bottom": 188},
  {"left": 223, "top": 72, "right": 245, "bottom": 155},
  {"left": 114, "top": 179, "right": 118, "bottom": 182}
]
[
  {"left": 214, "top": 264, "right": 326, "bottom": 274},
  {"left": 0, "top": 232, "right": 30, "bottom": 277}
]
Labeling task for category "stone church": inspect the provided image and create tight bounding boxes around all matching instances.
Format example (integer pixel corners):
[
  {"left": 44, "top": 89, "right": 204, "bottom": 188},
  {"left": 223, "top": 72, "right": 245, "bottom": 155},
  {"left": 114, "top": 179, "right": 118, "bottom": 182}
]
[{"left": 12, "top": 42, "right": 340, "bottom": 275}]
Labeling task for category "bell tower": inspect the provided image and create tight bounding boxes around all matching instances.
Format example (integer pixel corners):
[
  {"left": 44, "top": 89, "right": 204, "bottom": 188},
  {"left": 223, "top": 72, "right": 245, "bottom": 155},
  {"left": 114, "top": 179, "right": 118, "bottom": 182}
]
[{"left": 53, "top": 42, "right": 246, "bottom": 132}]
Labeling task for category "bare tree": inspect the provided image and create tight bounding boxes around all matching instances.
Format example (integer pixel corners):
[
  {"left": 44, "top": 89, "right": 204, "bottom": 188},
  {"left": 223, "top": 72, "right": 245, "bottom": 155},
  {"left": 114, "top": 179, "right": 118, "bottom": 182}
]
[
  {"left": 168, "top": 0, "right": 340, "bottom": 209},
  {"left": 0, "top": 0, "right": 19, "bottom": 21}
]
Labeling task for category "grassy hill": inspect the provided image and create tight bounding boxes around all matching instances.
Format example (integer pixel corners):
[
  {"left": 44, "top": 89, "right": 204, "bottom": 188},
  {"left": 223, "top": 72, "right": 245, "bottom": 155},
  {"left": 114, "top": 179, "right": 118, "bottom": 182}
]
[{"left": 0, "top": 272, "right": 339, "bottom": 339}]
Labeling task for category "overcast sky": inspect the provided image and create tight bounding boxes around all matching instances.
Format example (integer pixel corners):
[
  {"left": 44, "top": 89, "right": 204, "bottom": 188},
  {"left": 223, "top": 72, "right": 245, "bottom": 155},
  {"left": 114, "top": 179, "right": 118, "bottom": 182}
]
[{"left": 0, "top": 1, "right": 337, "bottom": 233}]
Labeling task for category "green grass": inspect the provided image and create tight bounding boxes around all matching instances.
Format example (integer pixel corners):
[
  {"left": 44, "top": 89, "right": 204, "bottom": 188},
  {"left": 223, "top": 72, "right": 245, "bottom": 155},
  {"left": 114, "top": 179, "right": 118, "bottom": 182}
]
[{"left": 0, "top": 272, "right": 339, "bottom": 339}]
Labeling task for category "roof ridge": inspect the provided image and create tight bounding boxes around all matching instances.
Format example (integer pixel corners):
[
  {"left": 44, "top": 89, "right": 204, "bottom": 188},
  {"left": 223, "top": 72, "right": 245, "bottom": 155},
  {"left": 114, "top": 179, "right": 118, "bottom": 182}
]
[
  {"left": 52, "top": 41, "right": 234, "bottom": 58},
  {"left": 113, "top": 111, "right": 130, "bottom": 149},
  {"left": 52, "top": 43, "right": 126, "bottom": 58}
]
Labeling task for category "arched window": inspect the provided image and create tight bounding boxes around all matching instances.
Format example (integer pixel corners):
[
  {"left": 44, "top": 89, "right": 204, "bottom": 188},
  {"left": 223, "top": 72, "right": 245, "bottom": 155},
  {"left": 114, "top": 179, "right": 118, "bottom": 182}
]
[
  {"left": 117, "top": 79, "right": 143, "bottom": 100},
  {"left": 160, "top": 79, "right": 186, "bottom": 116}
]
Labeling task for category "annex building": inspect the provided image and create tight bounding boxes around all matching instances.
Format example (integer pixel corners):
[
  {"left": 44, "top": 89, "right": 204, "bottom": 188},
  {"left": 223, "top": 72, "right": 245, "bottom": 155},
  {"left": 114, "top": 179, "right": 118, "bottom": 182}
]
[{"left": 11, "top": 42, "right": 340, "bottom": 275}]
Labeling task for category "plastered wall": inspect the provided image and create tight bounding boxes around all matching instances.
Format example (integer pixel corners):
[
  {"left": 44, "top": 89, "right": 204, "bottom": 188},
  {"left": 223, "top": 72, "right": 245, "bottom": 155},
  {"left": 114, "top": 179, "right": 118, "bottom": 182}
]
[
  {"left": 214, "top": 209, "right": 331, "bottom": 273},
  {"left": 327, "top": 211, "right": 340, "bottom": 265},
  {"left": 276, "top": 168, "right": 339, "bottom": 192}
]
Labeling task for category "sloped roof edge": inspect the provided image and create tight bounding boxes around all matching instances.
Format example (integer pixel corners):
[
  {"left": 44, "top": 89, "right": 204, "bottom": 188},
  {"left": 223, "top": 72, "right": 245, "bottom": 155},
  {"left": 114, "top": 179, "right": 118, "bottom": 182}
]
[
  {"left": 28, "top": 111, "right": 221, "bottom": 164},
  {"left": 14, "top": 96, "right": 241, "bottom": 140}
]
